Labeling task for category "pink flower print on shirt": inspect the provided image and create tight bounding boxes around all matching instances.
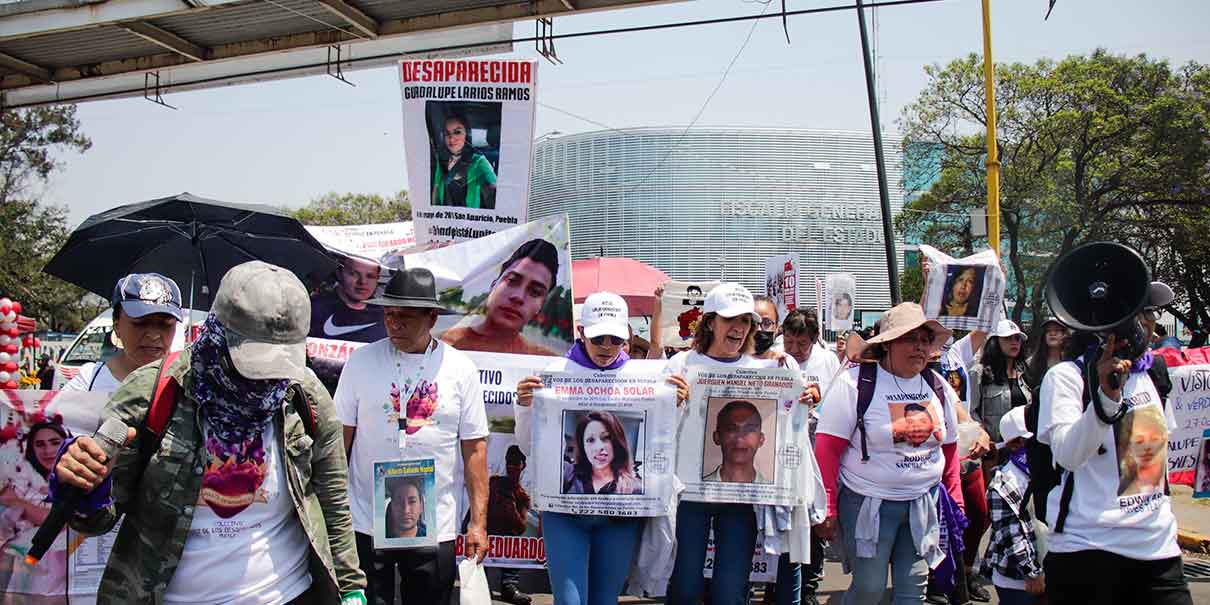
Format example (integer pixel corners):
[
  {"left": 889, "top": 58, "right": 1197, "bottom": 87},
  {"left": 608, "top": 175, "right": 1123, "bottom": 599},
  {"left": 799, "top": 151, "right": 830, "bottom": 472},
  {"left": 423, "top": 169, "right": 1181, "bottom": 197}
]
[{"left": 403, "top": 380, "right": 439, "bottom": 434}]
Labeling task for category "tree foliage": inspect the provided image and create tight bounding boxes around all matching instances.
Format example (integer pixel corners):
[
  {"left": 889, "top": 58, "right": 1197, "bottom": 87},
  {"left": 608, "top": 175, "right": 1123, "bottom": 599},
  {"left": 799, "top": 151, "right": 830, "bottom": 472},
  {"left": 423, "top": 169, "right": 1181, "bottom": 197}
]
[
  {"left": 899, "top": 50, "right": 1210, "bottom": 339},
  {"left": 288, "top": 191, "right": 412, "bottom": 226}
]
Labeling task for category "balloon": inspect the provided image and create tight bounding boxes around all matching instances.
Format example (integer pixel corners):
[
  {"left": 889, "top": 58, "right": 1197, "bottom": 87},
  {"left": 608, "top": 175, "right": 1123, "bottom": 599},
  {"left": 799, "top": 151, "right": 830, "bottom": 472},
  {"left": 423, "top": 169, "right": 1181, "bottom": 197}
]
[
  {"left": 0, "top": 306, "right": 8, "bottom": 317},
  {"left": 32, "top": 338, "right": 39, "bottom": 348},
  {"left": 4, "top": 312, "right": 13, "bottom": 323},
  {"left": 2, "top": 381, "right": 15, "bottom": 390},
  {"left": 2, "top": 362, "right": 14, "bottom": 373},
  {"left": 11, "top": 302, "right": 21, "bottom": 315},
  {"left": 0, "top": 372, "right": 10, "bottom": 383},
  {"left": 0, "top": 298, "right": 10, "bottom": 308},
  {"left": 0, "top": 353, "right": 8, "bottom": 364},
  {"left": 3, "top": 345, "right": 16, "bottom": 355},
  {"left": 10, "top": 328, "right": 21, "bottom": 339},
  {"left": 0, "top": 336, "right": 9, "bottom": 347},
  {"left": 20, "top": 335, "right": 31, "bottom": 346}
]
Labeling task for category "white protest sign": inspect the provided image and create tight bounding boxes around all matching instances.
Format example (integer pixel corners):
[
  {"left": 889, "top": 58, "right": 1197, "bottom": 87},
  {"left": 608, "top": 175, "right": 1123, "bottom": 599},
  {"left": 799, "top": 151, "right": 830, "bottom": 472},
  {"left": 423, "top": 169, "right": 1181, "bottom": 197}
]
[
  {"left": 658, "top": 280, "right": 720, "bottom": 349},
  {"left": 825, "top": 273, "right": 856, "bottom": 332},
  {"left": 920, "top": 245, "right": 1005, "bottom": 333},
  {"left": 764, "top": 254, "right": 798, "bottom": 322}
]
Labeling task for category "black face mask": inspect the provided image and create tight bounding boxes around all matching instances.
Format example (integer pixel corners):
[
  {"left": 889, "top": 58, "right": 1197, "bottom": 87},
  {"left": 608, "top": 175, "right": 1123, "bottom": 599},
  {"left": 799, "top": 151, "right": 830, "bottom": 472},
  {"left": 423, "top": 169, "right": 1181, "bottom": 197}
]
[{"left": 754, "top": 330, "right": 777, "bottom": 355}]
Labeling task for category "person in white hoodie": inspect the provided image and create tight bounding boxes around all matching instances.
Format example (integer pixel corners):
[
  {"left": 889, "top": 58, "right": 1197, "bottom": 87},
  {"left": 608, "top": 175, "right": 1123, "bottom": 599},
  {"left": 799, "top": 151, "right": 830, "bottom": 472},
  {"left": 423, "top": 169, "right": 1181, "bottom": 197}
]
[{"left": 514, "top": 292, "right": 689, "bottom": 605}]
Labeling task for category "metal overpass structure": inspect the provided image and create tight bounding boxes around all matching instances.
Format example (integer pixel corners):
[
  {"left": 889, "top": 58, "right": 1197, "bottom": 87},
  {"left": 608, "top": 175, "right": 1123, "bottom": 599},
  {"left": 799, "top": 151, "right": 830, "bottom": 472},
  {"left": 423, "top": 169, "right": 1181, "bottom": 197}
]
[{"left": 0, "top": 0, "right": 673, "bottom": 107}]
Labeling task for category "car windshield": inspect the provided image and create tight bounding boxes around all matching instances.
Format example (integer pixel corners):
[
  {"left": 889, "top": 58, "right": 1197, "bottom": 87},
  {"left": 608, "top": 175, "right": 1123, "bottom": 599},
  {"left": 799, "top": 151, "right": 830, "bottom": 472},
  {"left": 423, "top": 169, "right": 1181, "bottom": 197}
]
[{"left": 62, "top": 325, "right": 115, "bottom": 365}]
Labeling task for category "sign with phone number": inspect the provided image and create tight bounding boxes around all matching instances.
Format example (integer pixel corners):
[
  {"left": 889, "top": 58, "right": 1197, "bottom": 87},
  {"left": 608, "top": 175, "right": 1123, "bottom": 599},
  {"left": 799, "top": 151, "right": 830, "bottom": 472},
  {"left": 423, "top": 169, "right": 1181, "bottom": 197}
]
[{"left": 702, "top": 532, "right": 779, "bottom": 583}]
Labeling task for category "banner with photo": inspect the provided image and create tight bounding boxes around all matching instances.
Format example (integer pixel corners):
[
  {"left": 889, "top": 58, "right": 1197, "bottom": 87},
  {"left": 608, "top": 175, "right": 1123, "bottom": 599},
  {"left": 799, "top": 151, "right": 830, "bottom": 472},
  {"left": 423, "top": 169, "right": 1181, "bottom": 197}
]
[
  {"left": 305, "top": 221, "right": 416, "bottom": 261},
  {"left": 1165, "top": 364, "right": 1210, "bottom": 487},
  {"left": 399, "top": 59, "right": 538, "bottom": 246},
  {"left": 825, "top": 273, "right": 856, "bottom": 332},
  {"left": 676, "top": 366, "right": 805, "bottom": 505},
  {"left": 373, "top": 459, "right": 439, "bottom": 550},
  {"left": 530, "top": 363, "right": 677, "bottom": 517},
  {"left": 658, "top": 280, "right": 720, "bottom": 349},
  {"left": 764, "top": 254, "right": 798, "bottom": 323},
  {"left": 919, "top": 245, "right": 1005, "bottom": 333}
]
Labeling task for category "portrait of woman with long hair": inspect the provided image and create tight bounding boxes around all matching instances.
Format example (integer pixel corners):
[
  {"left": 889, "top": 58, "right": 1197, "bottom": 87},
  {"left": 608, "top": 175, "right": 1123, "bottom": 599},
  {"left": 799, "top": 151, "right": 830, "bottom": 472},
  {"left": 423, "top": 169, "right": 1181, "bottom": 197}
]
[
  {"left": 562, "top": 411, "right": 642, "bottom": 495},
  {"left": 940, "top": 266, "right": 985, "bottom": 318}
]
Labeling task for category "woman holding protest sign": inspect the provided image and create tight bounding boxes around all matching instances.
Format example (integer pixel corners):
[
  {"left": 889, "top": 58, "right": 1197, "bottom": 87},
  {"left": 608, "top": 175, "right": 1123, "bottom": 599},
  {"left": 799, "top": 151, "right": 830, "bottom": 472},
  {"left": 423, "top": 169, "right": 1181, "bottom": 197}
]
[{"left": 514, "top": 292, "right": 689, "bottom": 605}]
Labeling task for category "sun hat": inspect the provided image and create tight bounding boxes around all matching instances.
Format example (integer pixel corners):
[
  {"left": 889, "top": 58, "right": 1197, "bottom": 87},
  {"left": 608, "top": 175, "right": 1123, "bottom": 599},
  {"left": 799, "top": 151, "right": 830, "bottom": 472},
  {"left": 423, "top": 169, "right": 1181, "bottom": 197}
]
[
  {"left": 848, "top": 302, "right": 953, "bottom": 363},
  {"left": 580, "top": 292, "right": 629, "bottom": 340}
]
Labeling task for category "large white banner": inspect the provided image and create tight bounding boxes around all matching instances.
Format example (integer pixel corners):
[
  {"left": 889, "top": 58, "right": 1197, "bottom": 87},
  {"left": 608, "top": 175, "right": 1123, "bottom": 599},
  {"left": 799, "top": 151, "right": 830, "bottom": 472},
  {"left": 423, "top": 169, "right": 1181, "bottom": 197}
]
[
  {"left": 399, "top": 59, "right": 537, "bottom": 246},
  {"left": 676, "top": 366, "right": 805, "bottom": 505},
  {"left": 658, "top": 280, "right": 720, "bottom": 349},
  {"left": 531, "top": 364, "right": 677, "bottom": 517},
  {"left": 764, "top": 254, "right": 798, "bottom": 322},
  {"left": 305, "top": 222, "right": 416, "bottom": 261},
  {"left": 825, "top": 273, "right": 856, "bottom": 332},
  {"left": 920, "top": 245, "right": 1006, "bottom": 333}
]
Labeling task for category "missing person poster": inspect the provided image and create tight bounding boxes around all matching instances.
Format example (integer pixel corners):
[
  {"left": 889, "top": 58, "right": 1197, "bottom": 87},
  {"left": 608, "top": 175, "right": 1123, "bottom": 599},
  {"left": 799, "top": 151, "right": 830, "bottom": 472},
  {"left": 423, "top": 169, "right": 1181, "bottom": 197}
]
[
  {"left": 920, "top": 245, "right": 1005, "bottom": 332},
  {"left": 676, "top": 366, "right": 805, "bottom": 505},
  {"left": 373, "top": 459, "right": 439, "bottom": 549},
  {"left": 658, "top": 280, "right": 721, "bottom": 349},
  {"left": 399, "top": 59, "right": 538, "bottom": 246},
  {"left": 1194, "top": 429, "right": 1210, "bottom": 499},
  {"left": 530, "top": 364, "right": 677, "bottom": 517},
  {"left": 764, "top": 254, "right": 798, "bottom": 323},
  {"left": 703, "top": 531, "right": 778, "bottom": 583},
  {"left": 825, "top": 273, "right": 856, "bottom": 332},
  {"left": 1168, "top": 364, "right": 1210, "bottom": 486}
]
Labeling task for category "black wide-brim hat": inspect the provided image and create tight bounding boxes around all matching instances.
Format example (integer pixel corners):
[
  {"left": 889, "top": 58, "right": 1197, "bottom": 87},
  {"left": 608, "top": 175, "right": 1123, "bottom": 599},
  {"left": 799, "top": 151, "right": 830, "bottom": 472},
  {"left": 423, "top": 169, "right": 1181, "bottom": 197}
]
[{"left": 366, "top": 267, "right": 455, "bottom": 314}]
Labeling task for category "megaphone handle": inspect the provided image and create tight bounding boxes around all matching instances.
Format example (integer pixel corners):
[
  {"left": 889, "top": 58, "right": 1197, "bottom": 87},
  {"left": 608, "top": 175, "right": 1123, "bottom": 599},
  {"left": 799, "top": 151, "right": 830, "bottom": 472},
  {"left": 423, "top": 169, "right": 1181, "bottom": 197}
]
[{"left": 1108, "top": 370, "right": 1121, "bottom": 390}]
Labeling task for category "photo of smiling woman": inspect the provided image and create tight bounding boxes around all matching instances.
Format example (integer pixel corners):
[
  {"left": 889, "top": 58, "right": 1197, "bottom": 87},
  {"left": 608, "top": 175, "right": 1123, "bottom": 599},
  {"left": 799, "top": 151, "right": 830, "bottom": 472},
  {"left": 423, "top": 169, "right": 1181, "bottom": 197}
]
[
  {"left": 0, "top": 421, "right": 69, "bottom": 595},
  {"left": 940, "top": 265, "right": 985, "bottom": 318},
  {"left": 561, "top": 411, "right": 643, "bottom": 495},
  {"left": 385, "top": 477, "right": 428, "bottom": 539},
  {"left": 428, "top": 104, "right": 498, "bottom": 209}
]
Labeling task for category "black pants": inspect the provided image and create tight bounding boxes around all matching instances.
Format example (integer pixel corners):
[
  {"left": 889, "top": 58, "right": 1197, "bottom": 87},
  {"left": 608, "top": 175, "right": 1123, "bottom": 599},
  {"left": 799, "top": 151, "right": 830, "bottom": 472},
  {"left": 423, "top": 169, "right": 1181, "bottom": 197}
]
[
  {"left": 1044, "top": 549, "right": 1192, "bottom": 605},
  {"left": 800, "top": 531, "right": 825, "bottom": 594},
  {"left": 355, "top": 532, "right": 456, "bottom": 605}
]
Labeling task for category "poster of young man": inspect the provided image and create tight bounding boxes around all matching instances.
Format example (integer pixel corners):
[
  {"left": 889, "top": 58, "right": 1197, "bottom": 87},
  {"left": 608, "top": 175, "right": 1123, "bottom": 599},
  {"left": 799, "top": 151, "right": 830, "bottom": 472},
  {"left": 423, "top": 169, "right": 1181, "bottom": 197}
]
[
  {"left": 658, "top": 280, "right": 720, "bottom": 349},
  {"left": 919, "top": 245, "right": 1005, "bottom": 332},
  {"left": 399, "top": 59, "right": 538, "bottom": 246},
  {"left": 676, "top": 366, "right": 805, "bottom": 505},
  {"left": 764, "top": 254, "right": 798, "bottom": 322},
  {"left": 372, "top": 459, "right": 439, "bottom": 549},
  {"left": 824, "top": 272, "right": 856, "bottom": 332},
  {"left": 529, "top": 366, "right": 677, "bottom": 517}
]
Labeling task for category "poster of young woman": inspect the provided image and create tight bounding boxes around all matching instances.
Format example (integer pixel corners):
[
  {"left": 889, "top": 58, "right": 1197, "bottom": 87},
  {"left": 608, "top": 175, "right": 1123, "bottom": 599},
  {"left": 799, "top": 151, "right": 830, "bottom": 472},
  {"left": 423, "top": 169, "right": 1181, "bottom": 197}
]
[
  {"left": 658, "top": 280, "right": 720, "bottom": 349},
  {"left": 399, "top": 59, "right": 538, "bottom": 246},
  {"left": 824, "top": 273, "right": 856, "bottom": 332},
  {"left": 372, "top": 459, "right": 439, "bottom": 549},
  {"left": 676, "top": 366, "right": 806, "bottom": 505},
  {"left": 919, "top": 245, "right": 1006, "bottom": 332},
  {"left": 529, "top": 364, "right": 677, "bottom": 517}
]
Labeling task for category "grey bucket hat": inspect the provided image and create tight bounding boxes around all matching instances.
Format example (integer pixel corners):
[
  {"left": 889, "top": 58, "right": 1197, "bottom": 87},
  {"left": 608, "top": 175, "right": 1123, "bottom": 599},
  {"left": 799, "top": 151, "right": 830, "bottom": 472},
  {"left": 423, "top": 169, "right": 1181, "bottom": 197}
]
[{"left": 211, "top": 261, "right": 310, "bottom": 382}]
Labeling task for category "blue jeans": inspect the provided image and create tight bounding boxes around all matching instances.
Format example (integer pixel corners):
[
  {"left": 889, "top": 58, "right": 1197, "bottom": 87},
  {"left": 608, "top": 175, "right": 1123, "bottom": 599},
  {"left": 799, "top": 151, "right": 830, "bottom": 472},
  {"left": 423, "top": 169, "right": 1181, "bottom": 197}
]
[
  {"left": 837, "top": 487, "right": 928, "bottom": 605},
  {"left": 541, "top": 512, "right": 641, "bottom": 605},
  {"left": 995, "top": 586, "right": 1040, "bottom": 605},
  {"left": 667, "top": 501, "right": 757, "bottom": 605},
  {"left": 774, "top": 553, "right": 800, "bottom": 605}
]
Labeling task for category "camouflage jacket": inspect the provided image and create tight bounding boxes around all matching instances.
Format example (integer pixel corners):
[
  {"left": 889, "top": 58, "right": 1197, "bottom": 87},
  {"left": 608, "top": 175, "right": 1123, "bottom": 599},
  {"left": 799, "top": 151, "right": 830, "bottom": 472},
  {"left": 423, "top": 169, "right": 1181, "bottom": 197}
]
[{"left": 70, "top": 350, "right": 366, "bottom": 604}]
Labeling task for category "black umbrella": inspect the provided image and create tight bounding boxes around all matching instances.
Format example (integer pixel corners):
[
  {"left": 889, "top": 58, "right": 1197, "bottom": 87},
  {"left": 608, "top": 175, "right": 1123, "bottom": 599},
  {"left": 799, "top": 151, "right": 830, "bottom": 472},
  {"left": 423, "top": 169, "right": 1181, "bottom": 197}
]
[{"left": 44, "top": 192, "right": 339, "bottom": 311}]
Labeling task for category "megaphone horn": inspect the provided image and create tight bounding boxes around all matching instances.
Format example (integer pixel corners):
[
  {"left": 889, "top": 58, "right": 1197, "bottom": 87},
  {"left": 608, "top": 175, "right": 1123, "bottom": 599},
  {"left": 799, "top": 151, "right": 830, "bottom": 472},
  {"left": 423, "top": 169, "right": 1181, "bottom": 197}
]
[{"left": 1045, "top": 241, "right": 1151, "bottom": 333}]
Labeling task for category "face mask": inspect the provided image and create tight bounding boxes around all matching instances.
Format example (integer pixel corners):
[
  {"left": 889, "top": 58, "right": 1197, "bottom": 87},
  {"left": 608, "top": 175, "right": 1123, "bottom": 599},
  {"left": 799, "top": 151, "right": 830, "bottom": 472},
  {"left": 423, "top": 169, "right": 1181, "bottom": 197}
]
[{"left": 754, "top": 330, "right": 777, "bottom": 354}]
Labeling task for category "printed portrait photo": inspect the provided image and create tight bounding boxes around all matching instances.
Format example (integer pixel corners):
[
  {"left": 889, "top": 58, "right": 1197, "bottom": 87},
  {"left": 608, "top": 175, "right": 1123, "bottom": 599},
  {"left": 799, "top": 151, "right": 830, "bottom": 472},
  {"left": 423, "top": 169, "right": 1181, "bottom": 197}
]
[
  {"left": 1115, "top": 405, "right": 1169, "bottom": 497},
  {"left": 832, "top": 292, "right": 853, "bottom": 322},
  {"left": 373, "top": 460, "right": 438, "bottom": 549},
  {"left": 940, "top": 265, "right": 986, "bottom": 319},
  {"left": 889, "top": 401, "right": 944, "bottom": 450},
  {"left": 384, "top": 476, "right": 430, "bottom": 539},
  {"left": 425, "top": 101, "right": 501, "bottom": 210},
  {"left": 1195, "top": 434, "right": 1210, "bottom": 498},
  {"left": 701, "top": 397, "right": 777, "bottom": 484},
  {"left": 559, "top": 410, "right": 645, "bottom": 495}
]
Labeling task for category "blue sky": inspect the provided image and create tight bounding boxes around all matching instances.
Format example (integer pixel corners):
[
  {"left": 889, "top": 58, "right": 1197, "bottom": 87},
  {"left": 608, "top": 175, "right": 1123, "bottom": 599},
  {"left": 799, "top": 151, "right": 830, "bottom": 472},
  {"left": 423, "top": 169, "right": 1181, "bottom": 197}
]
[{"left": 43, "top": 0, "right": 1210, "bottom": 226}]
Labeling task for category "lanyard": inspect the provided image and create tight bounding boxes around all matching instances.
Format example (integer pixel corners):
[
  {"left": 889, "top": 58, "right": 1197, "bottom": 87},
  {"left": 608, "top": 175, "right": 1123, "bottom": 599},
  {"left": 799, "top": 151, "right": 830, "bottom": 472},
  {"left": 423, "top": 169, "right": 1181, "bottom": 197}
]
[{"left": 395, "top": 338, "right": 436, "bottom": 450}]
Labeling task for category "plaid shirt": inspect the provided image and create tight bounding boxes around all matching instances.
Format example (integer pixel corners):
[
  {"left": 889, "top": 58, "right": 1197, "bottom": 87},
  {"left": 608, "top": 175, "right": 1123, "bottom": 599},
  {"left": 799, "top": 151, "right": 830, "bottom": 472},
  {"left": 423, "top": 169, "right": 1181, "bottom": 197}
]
[{"left": 979, "top": 462, "right": 1043, "bottom": 582}]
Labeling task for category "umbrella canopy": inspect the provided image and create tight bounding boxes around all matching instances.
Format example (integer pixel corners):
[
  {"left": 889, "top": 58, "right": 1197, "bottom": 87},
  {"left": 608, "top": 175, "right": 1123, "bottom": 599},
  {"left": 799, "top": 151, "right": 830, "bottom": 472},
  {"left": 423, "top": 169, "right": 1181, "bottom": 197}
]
[
  {"left": 44, "top": 192, "right": 339, "bottom": 311},
  {"left": 571, "top": 257, "right": 670, "bottom": 316}
]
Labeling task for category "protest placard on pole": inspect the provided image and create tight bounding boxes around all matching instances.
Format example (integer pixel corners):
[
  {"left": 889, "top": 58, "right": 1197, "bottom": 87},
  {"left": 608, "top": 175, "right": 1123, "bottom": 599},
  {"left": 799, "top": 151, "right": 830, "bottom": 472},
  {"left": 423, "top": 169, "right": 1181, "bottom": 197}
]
[
  {"left": 676, "top": 366, "right": 805, "bottom": 505},
  {"left": 825, "top": 273, "right": 856, "bottom": 332},
  {"left": 399, "top": 59, "right": 538, "bottom": 246},
  {"left": 764, "top": 254, "right": 798, "bottom": 322},
  {"left": 530, "top": 363, "right": 677, "bottom": 517},
  {"left": 658, "top": 280, "right": 720, "bottom": 349},
  {"left": 919, "top": 245, "right": 1005, "bottom": 332}
]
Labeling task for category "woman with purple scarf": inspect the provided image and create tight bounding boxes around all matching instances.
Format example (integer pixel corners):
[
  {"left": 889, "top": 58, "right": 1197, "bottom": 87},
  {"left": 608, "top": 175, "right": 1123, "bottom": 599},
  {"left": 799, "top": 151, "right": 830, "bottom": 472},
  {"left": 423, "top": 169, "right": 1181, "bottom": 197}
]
[{"left": 513, "top": 292, "right": 688, "bottom": 605}]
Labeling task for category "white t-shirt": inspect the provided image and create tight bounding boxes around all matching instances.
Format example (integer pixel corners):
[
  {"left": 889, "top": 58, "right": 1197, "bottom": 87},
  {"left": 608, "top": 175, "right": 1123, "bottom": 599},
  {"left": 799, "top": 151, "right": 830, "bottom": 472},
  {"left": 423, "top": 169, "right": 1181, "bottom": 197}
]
[
  {"left": 939, "top": 334, "right": 976, "bottom": 409},
  {"left": 165, "top": 424, "right": 311, "bottom": 605},
  {"left": 664, "top": 350, "right": 798, "bottom": 376},
  {"left": 334, "top": 339, "right": 488, "bottom": 541},
  {"left": 1036, "top": 360, "right": 1179, "bottom": 560},
  {"left": 799, "top": 346, "right": 841, "bottom": 412},
  {"left": 61, "top": 361, "right": 120, "bottom": 393},
  {"left": 816, "top": 364, "right": 961, "bottom": 501}
]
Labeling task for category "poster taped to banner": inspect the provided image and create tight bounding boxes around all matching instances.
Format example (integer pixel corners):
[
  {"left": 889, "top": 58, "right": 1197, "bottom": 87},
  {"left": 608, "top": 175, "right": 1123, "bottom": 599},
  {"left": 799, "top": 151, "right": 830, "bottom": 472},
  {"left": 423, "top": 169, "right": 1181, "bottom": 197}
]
[
  {"left": 676, "top": 366, "right": 805, "bottom": 505},
  {"left": 1164, "top": 364, "right": 1210, "bottom": 486},
  {"left": 373, "top": 459, "right": 439, "bottom": 549},
  {"left": 764, "top": 254, "right": 798, "bottom": 322},
  {"left": 530, "top": 364, "right": 677, "bottom": 517},
  {"left": 306, "top": 221, "right": 416, "bottom": 261},
  {"left": 825, "top": 273, "right": 856, "bottom": 332},
  {"left": 658, "top": 280, "right": 720, "bottom": 349},
  {"left": 399, "top": 59, "right": 538, "bottom": 246},
  {"left": 919, "top": 245, "right": 1005, "bottom": 332}
]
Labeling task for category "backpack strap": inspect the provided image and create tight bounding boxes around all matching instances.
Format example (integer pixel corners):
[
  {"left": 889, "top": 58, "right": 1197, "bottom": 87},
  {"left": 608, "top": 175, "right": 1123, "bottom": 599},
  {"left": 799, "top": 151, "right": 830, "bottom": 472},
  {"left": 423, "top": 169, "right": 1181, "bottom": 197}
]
[
  {"left": 146, "top": 351, "right": 183, "bottom": 439},
  {"left": 855, "top": 362, "right": 878, "bottom": 462},
  {"left": 923, "top": 369, "right": 949, "bottom": 410}
]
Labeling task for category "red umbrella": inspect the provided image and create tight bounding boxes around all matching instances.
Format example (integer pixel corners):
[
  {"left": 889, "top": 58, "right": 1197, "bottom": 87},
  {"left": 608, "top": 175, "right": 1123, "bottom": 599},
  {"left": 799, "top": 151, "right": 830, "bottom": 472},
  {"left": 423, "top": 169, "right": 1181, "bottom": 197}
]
[{"left": 572, "top": 257, "right": 670, "bottom": 316}]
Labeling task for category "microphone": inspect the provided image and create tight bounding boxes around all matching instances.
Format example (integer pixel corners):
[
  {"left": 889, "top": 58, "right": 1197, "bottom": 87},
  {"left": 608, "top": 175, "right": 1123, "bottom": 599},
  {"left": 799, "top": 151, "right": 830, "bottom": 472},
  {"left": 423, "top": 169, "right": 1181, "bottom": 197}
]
[{"left": 25, "top": 418, "right": 130, "bottom": 566}]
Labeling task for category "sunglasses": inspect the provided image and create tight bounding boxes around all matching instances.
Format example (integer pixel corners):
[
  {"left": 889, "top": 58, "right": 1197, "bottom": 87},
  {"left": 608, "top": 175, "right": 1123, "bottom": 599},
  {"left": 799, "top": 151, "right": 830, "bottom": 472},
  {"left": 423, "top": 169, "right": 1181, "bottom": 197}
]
[{"left": 589, "top": 335, "right": 626, "bottom": 347}]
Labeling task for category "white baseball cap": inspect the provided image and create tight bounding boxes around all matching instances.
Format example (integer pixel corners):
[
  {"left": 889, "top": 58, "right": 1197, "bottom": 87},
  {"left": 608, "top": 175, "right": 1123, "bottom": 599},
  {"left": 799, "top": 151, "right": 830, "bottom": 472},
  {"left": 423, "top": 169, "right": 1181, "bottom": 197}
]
[
  {"left": 999, "top": 406, "right": 1033, "bottom": 443},
  {"left": 580, "top": 292, "right": 629, "bottom": 340},
  {"left": 991, "top": 319, "right": 1025, "bottom": 339},
  {"left": 703, "top": 283, "right": 760, "bottom": 322}
]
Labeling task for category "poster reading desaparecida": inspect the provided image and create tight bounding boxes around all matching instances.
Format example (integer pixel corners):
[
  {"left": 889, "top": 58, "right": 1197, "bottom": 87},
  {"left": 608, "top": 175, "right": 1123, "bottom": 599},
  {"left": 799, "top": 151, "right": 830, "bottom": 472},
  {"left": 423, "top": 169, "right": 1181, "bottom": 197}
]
[
  {"left": 919, "top": 245, "right": 1005, "bottom": 333},
  {"left": 658, "top": 280, "right": 720, "bottom": 349},
  {"left": 373, "top": 459, "right": 439, "bottom": 550},
  {"left": 676, "top": 366, "right": 805, "bottom": 505},
  {"left": 530, "top": 364, "right": 677, "bottom": 517},
  {"left": 399, "top": 59, "right": 537, "bottom": 246}
]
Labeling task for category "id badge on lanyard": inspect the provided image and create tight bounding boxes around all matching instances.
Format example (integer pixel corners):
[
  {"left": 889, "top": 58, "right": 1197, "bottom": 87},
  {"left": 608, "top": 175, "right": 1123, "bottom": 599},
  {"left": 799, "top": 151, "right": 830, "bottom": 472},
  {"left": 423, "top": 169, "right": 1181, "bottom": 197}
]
[{"left": 396, "top": 339, "right": 436, "bottom": 452}]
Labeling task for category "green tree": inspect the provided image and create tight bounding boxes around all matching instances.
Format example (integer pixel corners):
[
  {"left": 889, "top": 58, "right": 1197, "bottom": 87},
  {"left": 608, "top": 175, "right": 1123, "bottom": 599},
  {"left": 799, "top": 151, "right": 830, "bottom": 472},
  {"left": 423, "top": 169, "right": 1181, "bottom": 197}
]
[
  {"left": 288, "top": 191, "right": 412, "bottom": 226},
  {"left": 0, "top": 106, "right": 94, "bottom": 332},
  {"left": 899, "top": 51, "right": 1210, "bottom": 336}
]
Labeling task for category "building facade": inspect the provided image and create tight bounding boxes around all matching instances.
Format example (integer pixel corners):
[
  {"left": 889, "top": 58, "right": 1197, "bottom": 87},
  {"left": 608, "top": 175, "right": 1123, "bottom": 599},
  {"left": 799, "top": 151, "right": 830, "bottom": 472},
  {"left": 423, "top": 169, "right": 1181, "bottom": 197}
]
[{"left": 529, "top": 127, "right": 905, "bottom": 319}]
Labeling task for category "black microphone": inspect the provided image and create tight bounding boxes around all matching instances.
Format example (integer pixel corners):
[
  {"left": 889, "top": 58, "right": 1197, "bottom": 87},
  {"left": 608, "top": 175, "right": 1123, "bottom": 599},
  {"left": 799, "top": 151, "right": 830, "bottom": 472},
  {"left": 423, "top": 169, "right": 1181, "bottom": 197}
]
[{"left": 25, "top": 418, "right": 130, "bottom": 566}]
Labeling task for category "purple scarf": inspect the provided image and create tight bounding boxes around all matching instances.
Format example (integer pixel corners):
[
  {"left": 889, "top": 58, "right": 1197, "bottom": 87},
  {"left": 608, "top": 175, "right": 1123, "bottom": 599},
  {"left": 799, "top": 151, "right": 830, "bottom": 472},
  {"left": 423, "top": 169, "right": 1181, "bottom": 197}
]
[
  {"left": 1132, "top": 350, "right": 1154, "bottom": 374},
  {"left": 566, "top": 340, "right": 628, "bottom": 370},
  {"left": 1009, "top": 448, "right": 1030, "bottom": 477},
  {"left": 931, "top": 486, "right": 970, "bottom": 594}
]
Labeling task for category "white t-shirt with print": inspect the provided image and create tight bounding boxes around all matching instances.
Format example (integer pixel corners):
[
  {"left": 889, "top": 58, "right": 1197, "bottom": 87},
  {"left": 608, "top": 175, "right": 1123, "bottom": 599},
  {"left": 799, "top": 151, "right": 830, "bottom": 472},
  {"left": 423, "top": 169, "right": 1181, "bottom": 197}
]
[
  {"left": 1036, "top": 360, "right": 1179, "bottom": 560},
  {"left": 335, "top": 339, "right": 488, "bottom": 541},
  {"left": 664, "top": 350, "right": 798, "bottom": 376},
  {"left": 816, "top": 364, "right": 961, "bottom": 501},
  {"left": 61, "top": 361, "right": 121, "bottom": 393},
  {"left": 165, "top": 423, "right": 311, "bottom": 605}
]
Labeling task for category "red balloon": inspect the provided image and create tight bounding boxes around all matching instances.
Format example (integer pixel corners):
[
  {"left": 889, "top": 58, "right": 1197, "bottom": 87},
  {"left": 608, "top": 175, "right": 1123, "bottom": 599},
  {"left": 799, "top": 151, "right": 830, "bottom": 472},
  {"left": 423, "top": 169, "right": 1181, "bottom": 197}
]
[
  {"left": 32, "top": 338, "right": 40, "bottom": 348},
  {"left": 8, "top": 328, "right": 19, "bottom": 339},
  {"left": 11, "top": 302, "right": 20, "bottom": 315},
  {"left": 2, "top": 362, "right": 14, "bottom": 373},
  {"left": 21, "top": 336, "right": 32, "bottom": 346},
  {"left": 0, "top": 305, "right": 8, "bottom": 316},
  {"left": 2, "top": 381, "right": 16, "bottom": 390},
  {"left": 3, "top": 345, "right": 15, "bottom": 355}
]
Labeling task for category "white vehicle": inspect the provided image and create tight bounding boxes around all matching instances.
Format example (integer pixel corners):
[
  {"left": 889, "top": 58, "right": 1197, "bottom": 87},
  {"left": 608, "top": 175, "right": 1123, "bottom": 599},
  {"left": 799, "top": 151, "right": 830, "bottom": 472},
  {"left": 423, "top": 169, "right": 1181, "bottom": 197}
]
[{"left": 53, "top": 308, "right": 207, "bottom": 390}]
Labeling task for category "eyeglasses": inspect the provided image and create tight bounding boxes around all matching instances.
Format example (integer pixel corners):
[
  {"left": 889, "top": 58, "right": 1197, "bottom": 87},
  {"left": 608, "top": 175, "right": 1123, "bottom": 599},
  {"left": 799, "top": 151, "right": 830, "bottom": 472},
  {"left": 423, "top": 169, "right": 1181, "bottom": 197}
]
[{"left": 589, "top": 335, "right": 626, "bottom": 347}]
